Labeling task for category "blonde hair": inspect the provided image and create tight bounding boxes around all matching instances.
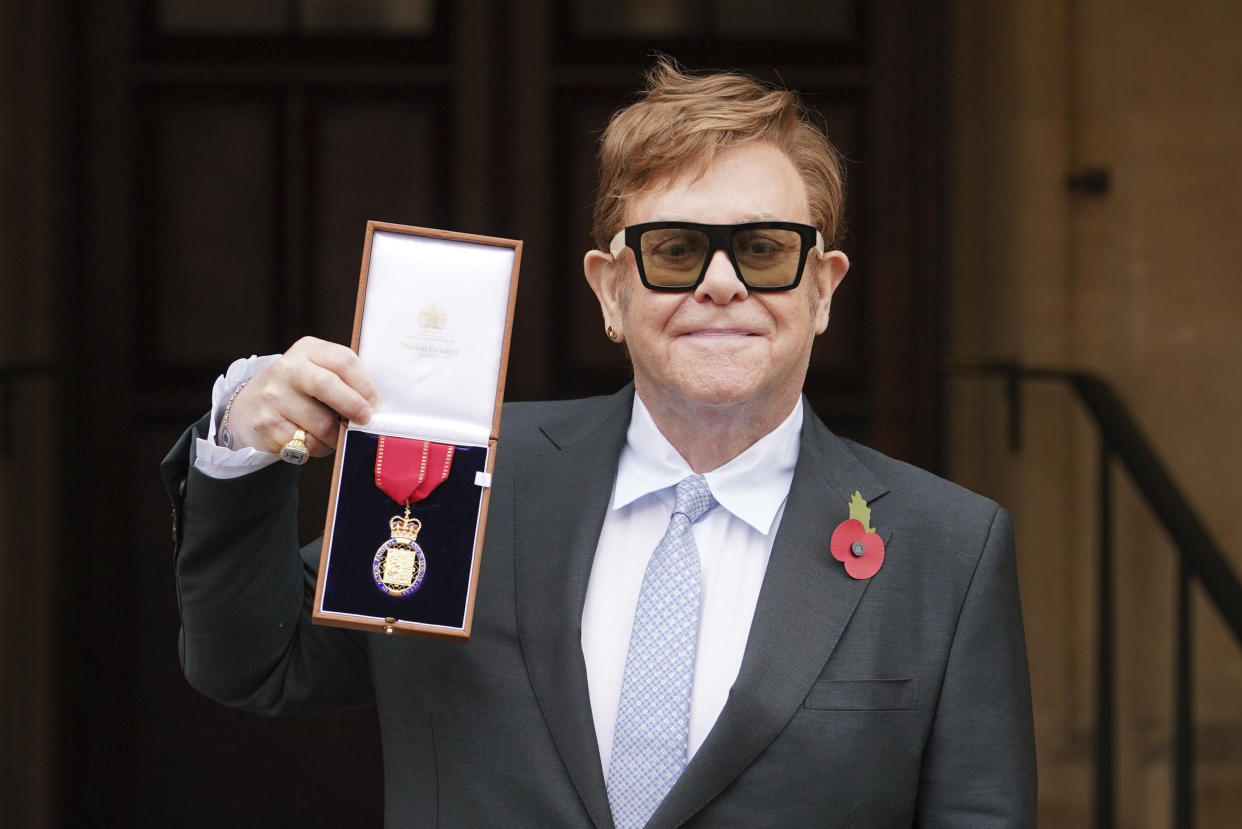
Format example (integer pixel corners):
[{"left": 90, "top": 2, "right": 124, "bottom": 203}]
[{"left": 592, "top": 58, "right": 846, "bottom": 250}]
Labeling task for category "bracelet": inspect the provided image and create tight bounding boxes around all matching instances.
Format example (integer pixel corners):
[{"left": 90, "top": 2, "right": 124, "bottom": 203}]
[{"left": 218, "top": 379, "right": 251, "bottom": 449}]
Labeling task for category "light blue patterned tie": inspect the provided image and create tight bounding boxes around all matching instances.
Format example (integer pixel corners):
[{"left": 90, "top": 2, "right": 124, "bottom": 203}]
[{"left": 607, "top": 474, "right": 717, "bottom": 829}]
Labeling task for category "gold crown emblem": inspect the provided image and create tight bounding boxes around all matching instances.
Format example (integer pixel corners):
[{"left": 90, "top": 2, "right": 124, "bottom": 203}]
[
  {"left": 389, "top": 514, "right": 422, "bottom": 540},
  {"left": 419, "top": 302, "right": 448, "bottom": 330}
]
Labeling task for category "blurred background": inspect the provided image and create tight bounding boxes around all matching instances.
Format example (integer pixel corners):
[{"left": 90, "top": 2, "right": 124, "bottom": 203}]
[{"left": 1, "top": 0, "right": 1239, "bottom": 826}]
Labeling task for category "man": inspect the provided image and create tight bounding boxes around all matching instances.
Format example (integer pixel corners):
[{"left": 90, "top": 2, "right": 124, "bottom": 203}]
[{"left": 164, "top": 61, "right": 1036, "bottom": 827}]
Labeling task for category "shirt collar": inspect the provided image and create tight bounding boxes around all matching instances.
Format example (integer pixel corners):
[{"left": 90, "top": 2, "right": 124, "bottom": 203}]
[{"left": 612, "top": 393, "right": 803, "bottom": 536}]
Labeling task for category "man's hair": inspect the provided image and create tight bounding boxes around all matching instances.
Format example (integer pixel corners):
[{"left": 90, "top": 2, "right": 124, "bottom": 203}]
[{"left": 592, "top": 58, "right": 846, "bottom": 251}]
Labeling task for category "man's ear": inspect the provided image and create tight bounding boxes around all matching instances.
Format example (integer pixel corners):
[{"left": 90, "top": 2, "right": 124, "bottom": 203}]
[
  {"left": 810, "top": 249, "right": 849, "bottom": 334},
  {"left": 584, "top": 248, "right": 626, "bottom": 339}
]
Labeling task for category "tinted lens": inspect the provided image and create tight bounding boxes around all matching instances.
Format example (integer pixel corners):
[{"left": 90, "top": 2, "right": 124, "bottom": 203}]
[
  {"left": 639, "top": 228, "right": 711, "bottom": 287},
  {"left": 732, "top": 227, "right": 803, "bottom": 287}
]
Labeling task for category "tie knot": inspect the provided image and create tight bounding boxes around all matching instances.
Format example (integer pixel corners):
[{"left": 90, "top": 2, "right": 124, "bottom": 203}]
[{"left": 672, "top": 474, "right": 716, "bottom": 523}]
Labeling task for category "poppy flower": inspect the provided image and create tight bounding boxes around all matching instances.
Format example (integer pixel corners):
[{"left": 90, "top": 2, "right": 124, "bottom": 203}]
[{"left": 830, "top": 492, "right": 885, "bottom": 579}]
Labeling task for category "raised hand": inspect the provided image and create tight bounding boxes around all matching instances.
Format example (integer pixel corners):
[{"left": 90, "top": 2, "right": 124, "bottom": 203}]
[{"left": 225, "top": 336, "right": 380, "bottom": 458}]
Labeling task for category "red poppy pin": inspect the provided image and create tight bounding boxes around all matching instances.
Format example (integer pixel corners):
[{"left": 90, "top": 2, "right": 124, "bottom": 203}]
[{"left": 830, "top": 491, "right": 885, "bottom": 579}]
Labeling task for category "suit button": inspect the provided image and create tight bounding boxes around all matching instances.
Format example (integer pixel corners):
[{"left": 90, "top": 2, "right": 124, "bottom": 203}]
[{"left": 171, "top": 508, "right": 178, "bottom": 543}]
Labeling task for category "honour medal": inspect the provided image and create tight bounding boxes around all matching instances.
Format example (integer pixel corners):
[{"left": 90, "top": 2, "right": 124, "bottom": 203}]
[
  {"left": 373, "top": 505, "right": 427, "bottom": 597},
  {"left": 372, "top": 436, "right": 456, "bottom": 598}
]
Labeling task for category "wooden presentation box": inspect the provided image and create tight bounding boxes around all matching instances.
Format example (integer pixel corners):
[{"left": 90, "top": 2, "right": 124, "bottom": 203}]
[{"left": 312, "top": 221, "right": 521, "bottom": 639}]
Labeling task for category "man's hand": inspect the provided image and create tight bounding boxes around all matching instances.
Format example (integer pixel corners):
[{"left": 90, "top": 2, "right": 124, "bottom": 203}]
[{"left": 226, "top": 337, "right": 380, "bottom": 457}]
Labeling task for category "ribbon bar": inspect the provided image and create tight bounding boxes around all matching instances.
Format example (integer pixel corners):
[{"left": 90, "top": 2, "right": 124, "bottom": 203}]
[{"left": 375, "top": 437, "right": 456, "bottom": 506}]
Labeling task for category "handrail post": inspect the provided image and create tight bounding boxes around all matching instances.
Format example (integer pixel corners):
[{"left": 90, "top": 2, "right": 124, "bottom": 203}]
[
  {"left": 942, "top": 361, "right": 1242, "bottom": 828},
  {"left": 1174, "top": 563, "right": 1193, "bottom": 829},
  {"left": 1096, "top": 441, "right": 1115, "bottom": 829}
]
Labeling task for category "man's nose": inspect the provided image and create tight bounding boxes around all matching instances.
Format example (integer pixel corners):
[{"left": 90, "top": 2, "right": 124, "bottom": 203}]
[{"left": 694, "top": 249, "right": 747, "bottom": 304}]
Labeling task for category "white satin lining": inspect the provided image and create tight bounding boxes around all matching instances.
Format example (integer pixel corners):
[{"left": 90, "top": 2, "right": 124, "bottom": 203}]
[{"left": 353, "top": 230, "right": 513, "bottom": 445}]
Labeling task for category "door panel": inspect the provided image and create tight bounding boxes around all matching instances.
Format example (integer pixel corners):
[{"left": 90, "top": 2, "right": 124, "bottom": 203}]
[{"left": 70, "top": 0, "right": 943, "bottom": 821}]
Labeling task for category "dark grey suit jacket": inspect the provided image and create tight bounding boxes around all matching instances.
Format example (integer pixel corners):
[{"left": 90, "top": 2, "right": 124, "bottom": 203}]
[{"left": 164, "top": 386, "right": 1036, "bottom": 827}]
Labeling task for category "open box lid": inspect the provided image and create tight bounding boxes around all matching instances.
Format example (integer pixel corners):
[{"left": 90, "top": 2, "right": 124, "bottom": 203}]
[{"left": 350, "top": 222, "right": 520, "bottom": 447}]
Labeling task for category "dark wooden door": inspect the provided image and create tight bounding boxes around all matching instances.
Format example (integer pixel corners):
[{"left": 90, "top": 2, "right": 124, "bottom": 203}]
[{"left": 68, "top": 0, "right": 943, "bottom": 823}]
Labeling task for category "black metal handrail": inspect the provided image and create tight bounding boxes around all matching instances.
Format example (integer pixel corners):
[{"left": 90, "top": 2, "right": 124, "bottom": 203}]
[{"left": 947, "top": 362, "right": 1242, "bottom": 829}]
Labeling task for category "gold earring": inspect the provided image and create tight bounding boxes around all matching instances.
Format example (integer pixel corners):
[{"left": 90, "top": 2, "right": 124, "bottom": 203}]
[{"left": 606, "top": 324, "right": 618, "bottom": 341}]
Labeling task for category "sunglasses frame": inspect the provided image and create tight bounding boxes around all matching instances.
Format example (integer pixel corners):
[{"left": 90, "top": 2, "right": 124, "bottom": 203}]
[{"left": 608, "top": 220, "right": 826, "bottom": 292}]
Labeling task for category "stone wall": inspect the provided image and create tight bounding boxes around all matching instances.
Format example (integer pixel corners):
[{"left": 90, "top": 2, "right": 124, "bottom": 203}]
[{"left": 947, "top": 1, "right": 1242, "bottom": 825}]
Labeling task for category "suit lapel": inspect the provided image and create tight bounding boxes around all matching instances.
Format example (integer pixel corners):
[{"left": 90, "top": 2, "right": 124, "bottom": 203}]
[
  {"left": 514, "top": 389, "right": 633, "bottom": 829},
  {"left": 650, "top": 408, "right": 891, "bottom": 829}
]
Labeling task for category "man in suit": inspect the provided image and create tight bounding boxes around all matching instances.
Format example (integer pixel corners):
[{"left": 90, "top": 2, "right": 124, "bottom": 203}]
[{"left": 165, "top": 61, "right": 1036, "bottom": 827}]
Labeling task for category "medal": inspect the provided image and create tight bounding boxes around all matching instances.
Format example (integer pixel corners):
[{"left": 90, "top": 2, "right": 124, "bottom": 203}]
[
  {"left": 373, "top": 437, "right": 455, "bottom": 597},
  {"left": 373, "top": 506, "right": 427, "bottom": 597}
]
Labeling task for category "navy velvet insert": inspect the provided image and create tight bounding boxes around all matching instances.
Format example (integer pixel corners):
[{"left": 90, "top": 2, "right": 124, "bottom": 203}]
[{"left": 322, "top": 431, "right": 488, "bottom": 628}]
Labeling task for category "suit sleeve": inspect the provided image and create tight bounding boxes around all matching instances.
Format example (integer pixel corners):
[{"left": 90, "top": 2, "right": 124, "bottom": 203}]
[
  {"left": 916, "top": 506, "right": 1037, "bottom": 827},
  {"left": 162, "top": 416, "right": 374, "bottom": 715}
]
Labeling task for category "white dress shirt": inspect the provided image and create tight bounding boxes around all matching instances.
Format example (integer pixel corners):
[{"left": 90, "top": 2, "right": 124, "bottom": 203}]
[
  {"left": 582, "top": 394, "right": 801, "bottom": 775},
  {"left": 195, "top": 355, "right": 281, "bottom": 479},
  {"left": 196, "top": 359, "right": 802, "bottom": 775}
]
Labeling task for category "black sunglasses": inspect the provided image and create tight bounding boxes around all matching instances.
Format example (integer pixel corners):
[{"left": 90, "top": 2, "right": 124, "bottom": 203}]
[{"left": 609, "top": 221, "right": 826, "bottom": 292}]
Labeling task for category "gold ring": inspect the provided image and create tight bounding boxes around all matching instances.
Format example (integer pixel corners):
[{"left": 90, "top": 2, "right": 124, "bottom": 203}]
[{"left": 280, "top": 428, "right": 310, "bottom": 465}]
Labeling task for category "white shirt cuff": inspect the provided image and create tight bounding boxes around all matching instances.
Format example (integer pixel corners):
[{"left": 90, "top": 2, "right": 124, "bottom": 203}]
[{"left": 194, "top": 354, "right": 281, "bottom": 480}]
